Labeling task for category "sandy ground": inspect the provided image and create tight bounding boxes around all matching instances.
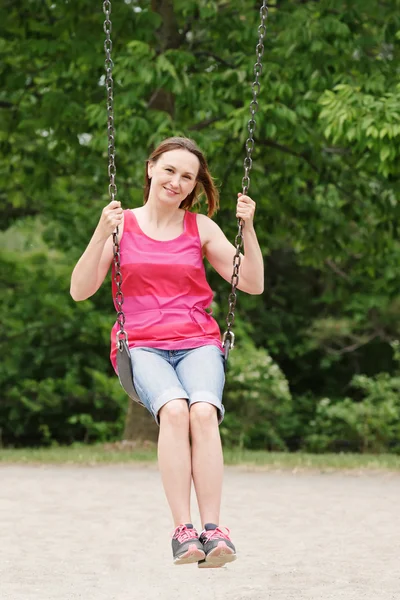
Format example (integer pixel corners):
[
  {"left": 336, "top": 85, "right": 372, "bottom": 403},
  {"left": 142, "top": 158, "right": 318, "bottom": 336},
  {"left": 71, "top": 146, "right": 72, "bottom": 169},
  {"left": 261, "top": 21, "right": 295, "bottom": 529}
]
[{"left": 1, "top": 464, "right": 399, "bottom": 600}]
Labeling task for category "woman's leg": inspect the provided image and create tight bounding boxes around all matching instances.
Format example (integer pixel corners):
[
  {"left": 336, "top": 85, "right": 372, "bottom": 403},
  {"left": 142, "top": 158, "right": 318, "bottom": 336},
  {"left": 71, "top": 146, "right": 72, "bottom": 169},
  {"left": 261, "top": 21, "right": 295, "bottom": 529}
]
[
  {"left": 158, "top": 399, "right": 193, "bottom": 527},
  {"left": 189, "top": 402, "right": 224, "bottom": 527},
  {"left": 174, "top": 345, "right": 226, "bottom": 528},
  {"left": 190, "top": 402, "right": 237, "bottom": 568}
]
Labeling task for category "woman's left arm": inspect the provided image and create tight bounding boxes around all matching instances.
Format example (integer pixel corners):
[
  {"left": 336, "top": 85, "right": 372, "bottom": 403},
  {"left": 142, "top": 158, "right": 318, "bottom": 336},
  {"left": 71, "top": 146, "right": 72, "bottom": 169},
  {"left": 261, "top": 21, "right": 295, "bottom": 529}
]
[{"left": 199, "top": 193, "right": 264, "bottom": 295}]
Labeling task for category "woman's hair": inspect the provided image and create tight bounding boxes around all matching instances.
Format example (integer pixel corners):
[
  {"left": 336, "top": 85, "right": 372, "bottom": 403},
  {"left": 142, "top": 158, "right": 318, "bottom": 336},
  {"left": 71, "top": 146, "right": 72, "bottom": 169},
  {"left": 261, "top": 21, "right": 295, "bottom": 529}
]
[{"left": 144, "top": 137, "right": 219, "bottom": 217}]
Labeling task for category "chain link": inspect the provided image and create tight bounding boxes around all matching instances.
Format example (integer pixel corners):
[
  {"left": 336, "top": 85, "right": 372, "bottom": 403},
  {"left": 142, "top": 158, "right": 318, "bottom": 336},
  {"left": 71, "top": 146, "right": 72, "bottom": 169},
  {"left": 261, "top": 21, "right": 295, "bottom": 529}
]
[
  {"left": 103, "top": 1, "right": 127, "bottom": 351},
  {"left": 222, "top": 1, "right": 268, "bottom": 358}
]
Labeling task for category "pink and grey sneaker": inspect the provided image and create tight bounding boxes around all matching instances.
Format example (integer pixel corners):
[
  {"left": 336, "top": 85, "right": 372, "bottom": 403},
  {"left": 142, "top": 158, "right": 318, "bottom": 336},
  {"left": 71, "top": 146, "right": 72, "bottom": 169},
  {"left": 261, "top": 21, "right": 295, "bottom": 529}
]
[
  {"left": 198, "top": 523, "right": 237, "bottom": 568},
  {"left": 172, "top": 524, "right": 205, "bottom": 565}
]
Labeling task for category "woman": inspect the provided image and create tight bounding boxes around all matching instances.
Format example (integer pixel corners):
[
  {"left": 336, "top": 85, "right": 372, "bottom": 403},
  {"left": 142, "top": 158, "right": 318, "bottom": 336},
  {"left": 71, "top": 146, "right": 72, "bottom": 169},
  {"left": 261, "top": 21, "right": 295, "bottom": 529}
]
[{"left": 70, "top": 137, "right": 264, "bottom": 568}]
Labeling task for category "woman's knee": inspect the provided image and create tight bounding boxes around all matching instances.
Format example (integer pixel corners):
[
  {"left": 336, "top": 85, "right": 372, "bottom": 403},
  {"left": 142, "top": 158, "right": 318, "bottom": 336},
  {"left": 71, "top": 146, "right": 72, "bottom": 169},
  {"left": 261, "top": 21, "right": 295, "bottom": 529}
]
[
  {"left": 189, "top": 402, "right": 218, "bottom": 431},
  {"left": 159, "top": 399, "right": 190, "bottom": 428}
]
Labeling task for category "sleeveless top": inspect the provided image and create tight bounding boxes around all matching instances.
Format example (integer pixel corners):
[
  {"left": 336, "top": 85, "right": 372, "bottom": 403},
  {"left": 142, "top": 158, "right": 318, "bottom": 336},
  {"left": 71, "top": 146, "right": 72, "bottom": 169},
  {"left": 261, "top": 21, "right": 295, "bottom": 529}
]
[{"left": 110, "top": 209, "right": 223, "bottom": 372}]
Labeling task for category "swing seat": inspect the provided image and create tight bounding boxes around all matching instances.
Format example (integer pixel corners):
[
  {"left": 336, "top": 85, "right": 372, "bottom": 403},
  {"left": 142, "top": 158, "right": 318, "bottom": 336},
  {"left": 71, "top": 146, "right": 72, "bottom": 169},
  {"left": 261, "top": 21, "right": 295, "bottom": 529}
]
[
  {"left": 116, "top": 337, "right": 144, "bottom": 406},
  {"left": 118, "top": 335, "right": 230, "bottom": 403}
]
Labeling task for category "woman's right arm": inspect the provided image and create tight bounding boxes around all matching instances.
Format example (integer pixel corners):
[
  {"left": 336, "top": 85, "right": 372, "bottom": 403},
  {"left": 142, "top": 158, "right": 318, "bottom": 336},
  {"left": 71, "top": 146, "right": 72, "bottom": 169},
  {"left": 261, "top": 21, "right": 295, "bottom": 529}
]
[{"left": 70, "top": 200, "right": 124, "bottom": 301}]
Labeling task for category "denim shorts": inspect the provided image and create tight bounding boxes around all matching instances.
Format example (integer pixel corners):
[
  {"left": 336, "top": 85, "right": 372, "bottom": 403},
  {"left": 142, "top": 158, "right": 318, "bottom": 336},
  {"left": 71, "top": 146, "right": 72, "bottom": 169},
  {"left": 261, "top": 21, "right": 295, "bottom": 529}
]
[{"left": 129, "top": 345, "right": 225, "bottom": 426}]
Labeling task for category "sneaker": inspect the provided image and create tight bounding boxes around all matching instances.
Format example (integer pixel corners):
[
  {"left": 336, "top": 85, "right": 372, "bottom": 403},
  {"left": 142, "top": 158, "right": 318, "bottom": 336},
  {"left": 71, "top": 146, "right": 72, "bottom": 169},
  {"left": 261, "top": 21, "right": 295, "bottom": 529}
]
[
  {"left": 198, "top": 524, "right": 237, "bottom": 568},
  {"left": 172, "top": 524, "right": 205, "bottom": 565}
]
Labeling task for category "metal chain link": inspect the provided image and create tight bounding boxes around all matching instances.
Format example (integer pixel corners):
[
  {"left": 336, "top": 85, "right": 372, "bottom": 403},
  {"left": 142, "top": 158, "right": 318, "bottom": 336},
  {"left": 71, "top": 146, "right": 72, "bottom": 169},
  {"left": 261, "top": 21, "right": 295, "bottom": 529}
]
[
  {"left": 103, "top": 0, "right": 127, "bottom": 351},
  {"left": 222, "top": 1, "right": 268, "bottom": 360}
]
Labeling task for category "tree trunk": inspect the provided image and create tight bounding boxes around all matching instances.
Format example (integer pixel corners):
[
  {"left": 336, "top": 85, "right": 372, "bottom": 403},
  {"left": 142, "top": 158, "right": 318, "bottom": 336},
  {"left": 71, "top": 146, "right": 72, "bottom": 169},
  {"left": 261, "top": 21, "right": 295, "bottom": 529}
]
[
  {"left": 123, "top": 400, "right": 159, "bottom": 443},
  {"left": 151, "top": 0, "right": 181, "bottom": 52}
]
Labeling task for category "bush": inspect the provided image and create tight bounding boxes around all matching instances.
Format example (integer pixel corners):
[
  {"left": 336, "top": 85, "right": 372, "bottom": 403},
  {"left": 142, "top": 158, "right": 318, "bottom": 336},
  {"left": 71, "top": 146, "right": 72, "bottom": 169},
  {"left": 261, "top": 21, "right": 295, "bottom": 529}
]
[
  {"left": 0, "top": 247, "right": 128, "bottom": 447},
  {"left": 221, "top": 342, "right": 296, "bottom": 450},
  {"left": 303, "top": 343, "right": 400, "bottom": 454}
]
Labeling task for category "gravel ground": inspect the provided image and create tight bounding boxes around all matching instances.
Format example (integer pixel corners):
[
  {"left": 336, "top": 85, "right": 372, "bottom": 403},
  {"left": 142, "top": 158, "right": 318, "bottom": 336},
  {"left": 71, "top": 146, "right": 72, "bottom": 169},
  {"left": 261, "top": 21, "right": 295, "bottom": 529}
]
[{"left": 1, "top": 464, "right": 399, "bottom": 600}]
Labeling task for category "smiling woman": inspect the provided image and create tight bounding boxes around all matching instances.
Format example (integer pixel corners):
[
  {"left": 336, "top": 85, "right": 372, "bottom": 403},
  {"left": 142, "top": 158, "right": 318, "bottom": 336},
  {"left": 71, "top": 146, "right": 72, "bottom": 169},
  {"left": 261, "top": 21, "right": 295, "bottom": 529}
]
[
  {"left": 69, "top": 0, "right": 268, "bottom": 572},
  {"left": 70, "top": 135, "right": 264, "bottom": 567},
  {"left": 144, "top": 137, "right": 219, "bottom": 218}
]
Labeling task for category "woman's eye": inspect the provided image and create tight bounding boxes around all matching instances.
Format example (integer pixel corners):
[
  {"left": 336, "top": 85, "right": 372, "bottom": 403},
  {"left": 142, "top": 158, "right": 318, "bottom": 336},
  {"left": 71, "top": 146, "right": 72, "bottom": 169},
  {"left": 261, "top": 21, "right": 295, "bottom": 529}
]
[{"left": 166, "top": 168, "right": 173, "bottom": 172}]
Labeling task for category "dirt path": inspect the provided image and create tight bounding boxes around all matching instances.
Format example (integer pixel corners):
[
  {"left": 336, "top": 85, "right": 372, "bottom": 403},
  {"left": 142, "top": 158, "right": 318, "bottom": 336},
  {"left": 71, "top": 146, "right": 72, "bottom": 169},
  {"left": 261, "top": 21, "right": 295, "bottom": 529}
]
[{"left": 1, "top": 464, "right": 399, "bottom": 600}]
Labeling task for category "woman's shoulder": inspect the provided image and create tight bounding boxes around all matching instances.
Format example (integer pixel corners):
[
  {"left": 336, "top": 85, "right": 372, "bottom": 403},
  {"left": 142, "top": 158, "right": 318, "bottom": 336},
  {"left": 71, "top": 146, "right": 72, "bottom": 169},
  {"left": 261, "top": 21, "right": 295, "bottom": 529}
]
[
  {"left": 195, "top": 212, "right": 220, "bottom": 231},
  {"left": 195, "top": 212, "right": 222, "bottom": 245}
]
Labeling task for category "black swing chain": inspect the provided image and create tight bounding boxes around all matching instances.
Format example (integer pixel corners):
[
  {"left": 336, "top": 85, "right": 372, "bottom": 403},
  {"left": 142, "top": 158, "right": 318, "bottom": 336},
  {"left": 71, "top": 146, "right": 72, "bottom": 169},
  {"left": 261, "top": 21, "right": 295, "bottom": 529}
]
[
  {"left": 104, "top": 0, "right": 268, "bottom": 357},
  {"left": 222, "top": 1, "right": 268, "bottom": 358},
  {"left": 103, "top": 0, "right": 127, "bottom": 352}
]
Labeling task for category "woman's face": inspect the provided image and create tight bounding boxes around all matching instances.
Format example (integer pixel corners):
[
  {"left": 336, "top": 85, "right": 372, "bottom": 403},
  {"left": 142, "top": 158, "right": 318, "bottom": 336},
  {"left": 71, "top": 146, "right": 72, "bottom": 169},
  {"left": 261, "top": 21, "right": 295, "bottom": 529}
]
[{"left": 148, "top": 149, "right": 200, "bottom": 206}]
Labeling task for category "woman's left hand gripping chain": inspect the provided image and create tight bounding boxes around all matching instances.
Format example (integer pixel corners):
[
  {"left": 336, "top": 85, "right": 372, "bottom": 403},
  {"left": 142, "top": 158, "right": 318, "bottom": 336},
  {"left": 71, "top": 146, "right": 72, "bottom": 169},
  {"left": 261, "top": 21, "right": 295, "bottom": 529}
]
[{"left": 236, "top": 193, "right": 256, "bottom": 226}]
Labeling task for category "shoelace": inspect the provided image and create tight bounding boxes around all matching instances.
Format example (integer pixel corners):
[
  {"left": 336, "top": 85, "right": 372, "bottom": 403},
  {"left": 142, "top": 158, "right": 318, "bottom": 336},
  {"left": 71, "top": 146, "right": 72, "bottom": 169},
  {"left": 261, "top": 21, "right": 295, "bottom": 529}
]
[
  {"left": 201, "top": 526, "right": 231, "bottom": 541},
  {"left": 173, "top": 525, "right": 199, "bottom": 544}
]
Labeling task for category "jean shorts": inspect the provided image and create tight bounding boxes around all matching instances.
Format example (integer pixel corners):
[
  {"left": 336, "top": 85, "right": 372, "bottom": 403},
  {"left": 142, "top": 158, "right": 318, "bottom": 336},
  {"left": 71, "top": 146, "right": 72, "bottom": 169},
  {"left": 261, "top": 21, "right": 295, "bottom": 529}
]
[{"left": 129, "top": 345, "right": 225, "bottom": 426}]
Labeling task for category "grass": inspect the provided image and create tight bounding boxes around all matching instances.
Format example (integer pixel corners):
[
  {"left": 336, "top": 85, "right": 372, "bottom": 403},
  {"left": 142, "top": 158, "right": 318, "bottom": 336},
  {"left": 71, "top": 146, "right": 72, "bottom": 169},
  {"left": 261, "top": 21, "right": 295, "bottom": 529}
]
[{"left": 0, "top": 443, "right": 400, "bottom": 472}]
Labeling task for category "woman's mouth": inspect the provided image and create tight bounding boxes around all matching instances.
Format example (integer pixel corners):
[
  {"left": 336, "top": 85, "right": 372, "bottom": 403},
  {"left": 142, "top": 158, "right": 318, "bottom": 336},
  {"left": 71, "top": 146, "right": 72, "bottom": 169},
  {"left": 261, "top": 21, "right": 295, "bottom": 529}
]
[{"left": 164, "top": 187, "right": 179, "bottom": 196}]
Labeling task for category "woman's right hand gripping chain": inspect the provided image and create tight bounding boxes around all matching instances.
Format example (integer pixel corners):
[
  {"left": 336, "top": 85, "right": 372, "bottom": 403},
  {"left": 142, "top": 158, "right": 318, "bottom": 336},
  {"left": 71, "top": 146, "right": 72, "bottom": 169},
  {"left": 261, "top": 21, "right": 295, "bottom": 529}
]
[{"left": 97, "top": 200, "right": 124, "bottom": 240}]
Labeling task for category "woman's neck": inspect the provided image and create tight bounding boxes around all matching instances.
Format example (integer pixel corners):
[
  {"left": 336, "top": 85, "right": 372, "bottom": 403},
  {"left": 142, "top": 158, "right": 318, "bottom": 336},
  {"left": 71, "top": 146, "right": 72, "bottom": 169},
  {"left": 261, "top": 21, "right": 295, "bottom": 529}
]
[{"left": 140, "top": 202, "right": 183, "bottom": 229}]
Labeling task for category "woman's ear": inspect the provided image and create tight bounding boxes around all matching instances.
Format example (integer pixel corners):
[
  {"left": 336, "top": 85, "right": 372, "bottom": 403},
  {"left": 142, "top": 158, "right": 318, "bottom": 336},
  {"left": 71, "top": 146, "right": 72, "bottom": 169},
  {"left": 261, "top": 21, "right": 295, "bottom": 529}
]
[{"left": 147, "top": 160, "right": 153, "bottom": 180}]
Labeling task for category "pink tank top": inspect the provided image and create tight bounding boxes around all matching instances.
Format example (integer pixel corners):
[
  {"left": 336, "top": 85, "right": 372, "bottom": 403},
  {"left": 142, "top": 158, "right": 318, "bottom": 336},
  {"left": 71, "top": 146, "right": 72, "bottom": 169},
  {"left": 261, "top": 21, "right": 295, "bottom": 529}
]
[{"left": 110, "top": 209, "right": 223, "bottom": 372}]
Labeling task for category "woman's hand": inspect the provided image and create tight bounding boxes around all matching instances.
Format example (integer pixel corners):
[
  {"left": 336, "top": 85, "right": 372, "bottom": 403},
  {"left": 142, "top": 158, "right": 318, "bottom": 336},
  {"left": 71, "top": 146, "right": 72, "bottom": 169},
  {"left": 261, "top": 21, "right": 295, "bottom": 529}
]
[
  {"left": 236, "top": 192, "right": 256, "bottom": 226},
  {"left": 96, "top": 200, "right": 124, "bottom": 240}
]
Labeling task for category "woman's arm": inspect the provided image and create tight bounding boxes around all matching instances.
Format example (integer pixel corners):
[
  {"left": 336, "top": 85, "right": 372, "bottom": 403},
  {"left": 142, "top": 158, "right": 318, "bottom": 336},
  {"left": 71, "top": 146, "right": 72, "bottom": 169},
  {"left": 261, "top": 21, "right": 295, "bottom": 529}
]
[
  {"left": 70, "top": 201, "right": 124, "bottom": 301},
  {"left": 198, "top": 193, "right": 264, "bottom": 295}
]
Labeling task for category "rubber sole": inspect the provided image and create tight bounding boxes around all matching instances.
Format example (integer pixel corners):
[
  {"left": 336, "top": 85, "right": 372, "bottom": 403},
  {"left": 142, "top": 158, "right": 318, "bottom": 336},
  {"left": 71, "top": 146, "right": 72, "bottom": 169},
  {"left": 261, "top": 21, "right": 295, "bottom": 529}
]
[
  {"left": 197, "top": 541, "right": 237, "bottom": 569},
  {"left": 174, "top": 543, "right": 206, "bottom": 566}
]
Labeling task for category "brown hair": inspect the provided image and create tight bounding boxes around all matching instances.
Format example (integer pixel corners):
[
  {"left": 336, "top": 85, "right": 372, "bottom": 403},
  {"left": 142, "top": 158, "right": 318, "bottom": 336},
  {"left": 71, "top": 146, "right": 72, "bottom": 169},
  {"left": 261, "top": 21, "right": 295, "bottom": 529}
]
[{"left": 144, "top": 137, "right": 219, "bottom": 217}]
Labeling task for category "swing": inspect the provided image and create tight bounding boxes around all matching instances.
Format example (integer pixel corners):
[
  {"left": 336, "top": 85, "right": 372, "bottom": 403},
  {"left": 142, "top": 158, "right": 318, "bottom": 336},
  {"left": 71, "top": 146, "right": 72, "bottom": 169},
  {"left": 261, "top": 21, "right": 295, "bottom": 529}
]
[{"left": 103, "top": 1, "right": 269, "bottom": 404}]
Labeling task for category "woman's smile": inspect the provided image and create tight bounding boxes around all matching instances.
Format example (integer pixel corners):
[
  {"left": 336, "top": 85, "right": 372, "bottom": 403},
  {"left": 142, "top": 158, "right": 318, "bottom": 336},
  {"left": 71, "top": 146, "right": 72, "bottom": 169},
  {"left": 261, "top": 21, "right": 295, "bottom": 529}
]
[{"left": 163, "top": 186, "right": 179, "bottom": 196}]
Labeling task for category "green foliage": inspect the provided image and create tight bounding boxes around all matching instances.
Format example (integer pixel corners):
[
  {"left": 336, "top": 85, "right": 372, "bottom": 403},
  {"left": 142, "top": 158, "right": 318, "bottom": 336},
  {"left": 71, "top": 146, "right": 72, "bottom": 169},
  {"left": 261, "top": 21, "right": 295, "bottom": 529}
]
[
  {"left": 1, "top": 0, "right": 400, "bottom": 449},
  {"left": 0, "top": 222, "right": 128, "bottom": 446},
  {"left": 319, "top": 84, "right": 400, "bottom": 177},
  {"left": 303, "top": 343, "right": 400, "bottom": 454},
  {"left": 221, "top": 343, "right": 296, "bottom": 450}
]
